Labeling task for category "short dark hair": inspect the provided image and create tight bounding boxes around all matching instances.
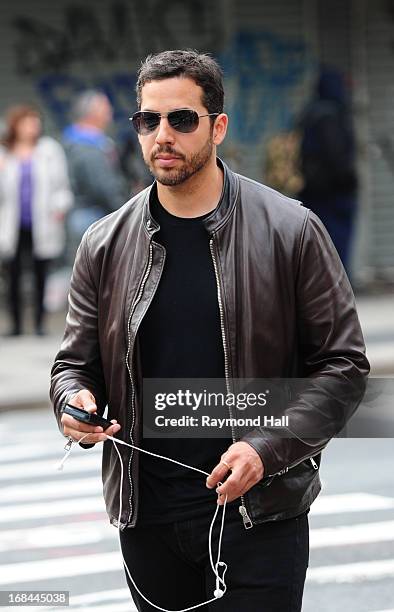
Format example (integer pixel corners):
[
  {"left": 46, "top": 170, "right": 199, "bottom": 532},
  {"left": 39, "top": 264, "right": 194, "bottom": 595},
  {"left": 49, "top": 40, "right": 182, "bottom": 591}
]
[{"left": 136, "top": 49, "right": 224, "bottom": 115}]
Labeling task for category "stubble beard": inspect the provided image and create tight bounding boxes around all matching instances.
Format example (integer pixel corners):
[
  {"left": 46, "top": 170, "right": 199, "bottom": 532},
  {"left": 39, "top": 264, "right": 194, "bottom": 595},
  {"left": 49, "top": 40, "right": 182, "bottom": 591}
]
[{"left": 146, "top": 137, "right": 214, "bottom": 187}]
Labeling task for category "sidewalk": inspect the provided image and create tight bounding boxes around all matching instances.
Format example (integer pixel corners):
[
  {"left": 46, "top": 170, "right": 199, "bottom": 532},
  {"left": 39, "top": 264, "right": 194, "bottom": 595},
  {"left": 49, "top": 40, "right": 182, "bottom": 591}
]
[
  {"left": 0, "top": 310, "right": 66, "bottom": 411},
  {"left": 0, "top": 294, "right": 393, "bottom": 411},
  {"left": 355, "top": 293, "right": 394, "bottom": 375}
]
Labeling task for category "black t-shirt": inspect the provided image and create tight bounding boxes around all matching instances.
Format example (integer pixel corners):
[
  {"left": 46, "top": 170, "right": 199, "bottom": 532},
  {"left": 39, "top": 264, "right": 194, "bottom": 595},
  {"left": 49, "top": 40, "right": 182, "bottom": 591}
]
[{"left": 137, "top": 189, "right": 233, "bottom": 525}]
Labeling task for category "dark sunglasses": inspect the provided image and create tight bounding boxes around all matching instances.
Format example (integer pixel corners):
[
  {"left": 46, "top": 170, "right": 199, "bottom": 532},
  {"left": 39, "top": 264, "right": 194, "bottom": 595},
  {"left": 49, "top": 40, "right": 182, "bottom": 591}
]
[{"left": 130, "top": 109, "right": 219, "bottom": 135}]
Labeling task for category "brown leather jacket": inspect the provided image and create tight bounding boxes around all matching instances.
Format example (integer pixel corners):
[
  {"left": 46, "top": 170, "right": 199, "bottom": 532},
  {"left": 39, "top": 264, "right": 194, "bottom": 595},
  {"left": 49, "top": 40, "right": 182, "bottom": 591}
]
[{"left": 51, "top": 159, "right": 369, "bottom": 530}]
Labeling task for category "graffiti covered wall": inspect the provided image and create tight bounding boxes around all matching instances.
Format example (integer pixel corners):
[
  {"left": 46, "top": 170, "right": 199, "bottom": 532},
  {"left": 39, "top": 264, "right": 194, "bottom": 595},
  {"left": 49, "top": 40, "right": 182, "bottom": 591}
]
[{"left": 0, "top": 0, "right": 311, "bottom": 181}]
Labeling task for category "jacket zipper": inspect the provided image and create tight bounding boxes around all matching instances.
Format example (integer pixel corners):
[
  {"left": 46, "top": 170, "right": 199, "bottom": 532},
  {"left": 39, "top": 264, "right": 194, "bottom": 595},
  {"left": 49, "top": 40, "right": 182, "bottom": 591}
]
[
  {"left": 209, "top": 237, "right": 253, "bottom": 530},
  {"left": 267, "top": 453, "right": 320, "bottom": 478},
  {"left": 125, "top": 242, "right": 154, "bottom": 524}
]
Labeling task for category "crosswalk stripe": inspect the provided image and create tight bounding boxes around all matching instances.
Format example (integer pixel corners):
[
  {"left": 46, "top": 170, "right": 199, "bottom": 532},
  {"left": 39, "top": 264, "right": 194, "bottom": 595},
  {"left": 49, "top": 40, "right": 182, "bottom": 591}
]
[
  {"left": 45, "top": 589, "right": 136, "bottom": 611},
  {"left": 0, "top": 497, "right": 105, "bottom": 523},
  {"left": 1, "top": 483, "right": 394, "bottom": 527},
  {"left": 1, "top": 456, "right": 393, "bottom": 514},
  {"left": 310, "top": 492, "right": 394, "bottom": 515},
  {"left": 0, "top": 430, "right": 56, "bottom": 442},
  {"left": 307, "top": 558, "right": 394, "bottom": 583},
  {"left": 0, "top": 433, "right": 62, "bottom": 450},
  {"left": 0, "top": 551, "right": 122, "bottom": 585},
  {"left": 311, "top": 520, "right": 394, "bottom": 548},
  {"left": 1, "top": 478, "right": 101, "bottom": 503},
  {"left": 68, "top": 588, "right": 130, "bottom": 605},
  {"left": 3, "top": 516, "right": 394, "bottom": 554},
  {"left": 47, "top": 602, "right": 136, "bottom": 612},
  {"left": 0, "top": 454, "right": 101, "bottom": 481},
  {"left": 67, "top": 604, "right": 134, "bottom": 612},
  {"left": 6, "top": 492, "right": 391, "bottom": 527},
  {"left": 2, "top": 551, "right": 394, "bottom": 588},
  {"left": 0, "top": 442, "right": 100, "bottom": 463},
  {"left": 0, "top": 520, "right": 114, "bottom": 552}
]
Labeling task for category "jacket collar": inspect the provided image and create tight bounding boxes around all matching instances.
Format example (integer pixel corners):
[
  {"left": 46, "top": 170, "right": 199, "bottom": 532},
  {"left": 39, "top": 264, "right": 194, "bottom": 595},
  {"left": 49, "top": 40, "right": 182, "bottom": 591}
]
[{"left": 142, "top": 157, "right": 240, "bottom": 237}]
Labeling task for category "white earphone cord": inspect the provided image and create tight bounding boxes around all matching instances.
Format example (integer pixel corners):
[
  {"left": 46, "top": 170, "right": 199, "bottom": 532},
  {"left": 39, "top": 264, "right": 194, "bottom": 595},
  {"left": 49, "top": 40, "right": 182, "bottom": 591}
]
[{"left": 57, "top": 433, "right": 228, "bottom": 611}]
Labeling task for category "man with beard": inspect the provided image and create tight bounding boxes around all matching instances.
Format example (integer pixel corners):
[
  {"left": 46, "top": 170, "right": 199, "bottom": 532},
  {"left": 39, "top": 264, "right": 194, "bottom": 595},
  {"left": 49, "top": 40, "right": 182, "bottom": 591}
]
[{"left": 51, "top": 50, "right": 369, "bottom": 611}]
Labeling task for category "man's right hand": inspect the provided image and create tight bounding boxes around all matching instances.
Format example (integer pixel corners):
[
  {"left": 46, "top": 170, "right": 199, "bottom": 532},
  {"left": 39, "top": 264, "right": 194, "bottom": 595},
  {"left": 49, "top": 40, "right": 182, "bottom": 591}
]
[{"left": 61, "top": 389, "right": 121, "bottom": 444}]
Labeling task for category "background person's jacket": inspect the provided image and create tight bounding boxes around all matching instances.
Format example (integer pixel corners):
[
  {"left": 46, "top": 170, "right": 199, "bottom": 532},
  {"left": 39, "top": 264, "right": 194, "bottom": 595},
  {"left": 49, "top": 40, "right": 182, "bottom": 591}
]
[
  {"left": 50, "top": 159, "right": 369, "bottom": 530},
  {"left": 63, "top": 124, "right": 126, "bottom": 216},
  {"left": 0, "top": 136, "right": 73, "bottom": 260}
]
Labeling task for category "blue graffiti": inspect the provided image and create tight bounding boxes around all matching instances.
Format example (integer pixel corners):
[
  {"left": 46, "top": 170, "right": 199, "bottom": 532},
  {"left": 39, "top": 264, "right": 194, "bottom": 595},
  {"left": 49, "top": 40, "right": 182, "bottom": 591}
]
[
  {"left": 35, "top": 29, "right": 309, "bottom": 146},
  {"left": 219, "top": 31, "right": 309, "bottom": 143},
  {"left": 37, "top": 72, "right": 138, "bottom": 138},
  {"left": 38, "top": 74, "right": 84, "bottom": 128}
]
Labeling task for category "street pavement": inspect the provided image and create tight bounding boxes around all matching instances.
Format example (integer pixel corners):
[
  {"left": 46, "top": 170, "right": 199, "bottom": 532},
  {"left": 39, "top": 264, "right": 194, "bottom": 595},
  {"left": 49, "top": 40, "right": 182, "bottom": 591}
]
[{"left": 0, "top": 409, "right": 393, "bottom": 611}]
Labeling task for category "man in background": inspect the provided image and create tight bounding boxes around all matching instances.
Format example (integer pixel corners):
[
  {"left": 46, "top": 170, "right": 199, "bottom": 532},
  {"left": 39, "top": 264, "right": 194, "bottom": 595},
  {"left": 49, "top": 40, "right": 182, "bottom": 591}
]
[{"left": 63, "top": 90, "right": 126, "bottom": 254}]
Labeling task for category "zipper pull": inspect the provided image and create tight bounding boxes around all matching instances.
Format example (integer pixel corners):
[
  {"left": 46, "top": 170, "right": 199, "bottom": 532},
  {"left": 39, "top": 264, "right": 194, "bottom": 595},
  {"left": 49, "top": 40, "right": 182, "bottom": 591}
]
[
  {"left": 239, "top": 504, "right": 253, "bottom": 529},
  {"left": 56, "top": 437, "right": 74, "bottom": 472},
  {"left": 64, "top": 437, "right": 73, "bottom": 452},
  {"left": 310, "top": 457, "right": 318, "bottom": 470}
]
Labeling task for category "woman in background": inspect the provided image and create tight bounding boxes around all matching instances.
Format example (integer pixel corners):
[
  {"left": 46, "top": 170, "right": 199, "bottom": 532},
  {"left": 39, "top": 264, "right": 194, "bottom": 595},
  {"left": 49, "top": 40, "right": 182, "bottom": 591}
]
[{"left": 0, "top": 104, "right": 73, "bottom": 336}]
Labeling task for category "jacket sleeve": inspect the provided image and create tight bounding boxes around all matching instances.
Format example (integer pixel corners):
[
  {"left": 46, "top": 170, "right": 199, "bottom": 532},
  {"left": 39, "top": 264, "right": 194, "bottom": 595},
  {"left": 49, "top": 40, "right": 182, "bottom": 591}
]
[
  {"left": 50, "top": 228, "right": 107, "bottom": 440},
  {"left": 242, "top": 210, "right": 370, "bottom": 476}
]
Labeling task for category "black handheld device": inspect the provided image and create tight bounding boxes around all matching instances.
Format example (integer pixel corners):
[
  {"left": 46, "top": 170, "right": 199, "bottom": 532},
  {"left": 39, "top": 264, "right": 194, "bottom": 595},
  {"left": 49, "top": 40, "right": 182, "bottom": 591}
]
[{"left": 62, "top": 404, "right": 113, "bottom": 430}]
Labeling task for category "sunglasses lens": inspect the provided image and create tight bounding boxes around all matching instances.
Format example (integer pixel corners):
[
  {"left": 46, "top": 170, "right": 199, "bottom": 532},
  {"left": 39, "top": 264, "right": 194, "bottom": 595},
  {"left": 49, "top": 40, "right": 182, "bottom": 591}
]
[
  {"left": 131, "top": 110, "right": 200, "bottom": 134},
  {"left": 132, "top": 112, "right": 160, "bottom": 135},
  {"left": 168, "top": 110, "right": 199, "bottom": 133}
]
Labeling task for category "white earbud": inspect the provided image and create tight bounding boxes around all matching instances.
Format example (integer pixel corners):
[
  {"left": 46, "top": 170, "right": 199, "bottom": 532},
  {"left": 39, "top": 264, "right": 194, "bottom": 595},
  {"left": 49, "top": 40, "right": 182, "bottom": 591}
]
[{"left": 214, "top": 589, "right": 224, "bottom": 598}]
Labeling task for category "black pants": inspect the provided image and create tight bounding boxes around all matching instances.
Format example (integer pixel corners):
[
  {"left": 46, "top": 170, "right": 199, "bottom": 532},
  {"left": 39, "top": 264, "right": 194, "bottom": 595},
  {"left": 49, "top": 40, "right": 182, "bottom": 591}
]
[
  {"left": 5, "top": 228, "right": 49, "bottom": 333},
  {"left": 120, "top": 508, "right": 309, "bottom": 611}
]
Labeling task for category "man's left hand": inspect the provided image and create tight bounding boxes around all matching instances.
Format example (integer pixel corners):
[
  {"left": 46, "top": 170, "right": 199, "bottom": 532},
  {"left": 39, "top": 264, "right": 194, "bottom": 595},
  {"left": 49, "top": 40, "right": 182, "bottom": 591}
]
[{"left": 206, "top": 441, "right": 264, "bottom": 505}]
